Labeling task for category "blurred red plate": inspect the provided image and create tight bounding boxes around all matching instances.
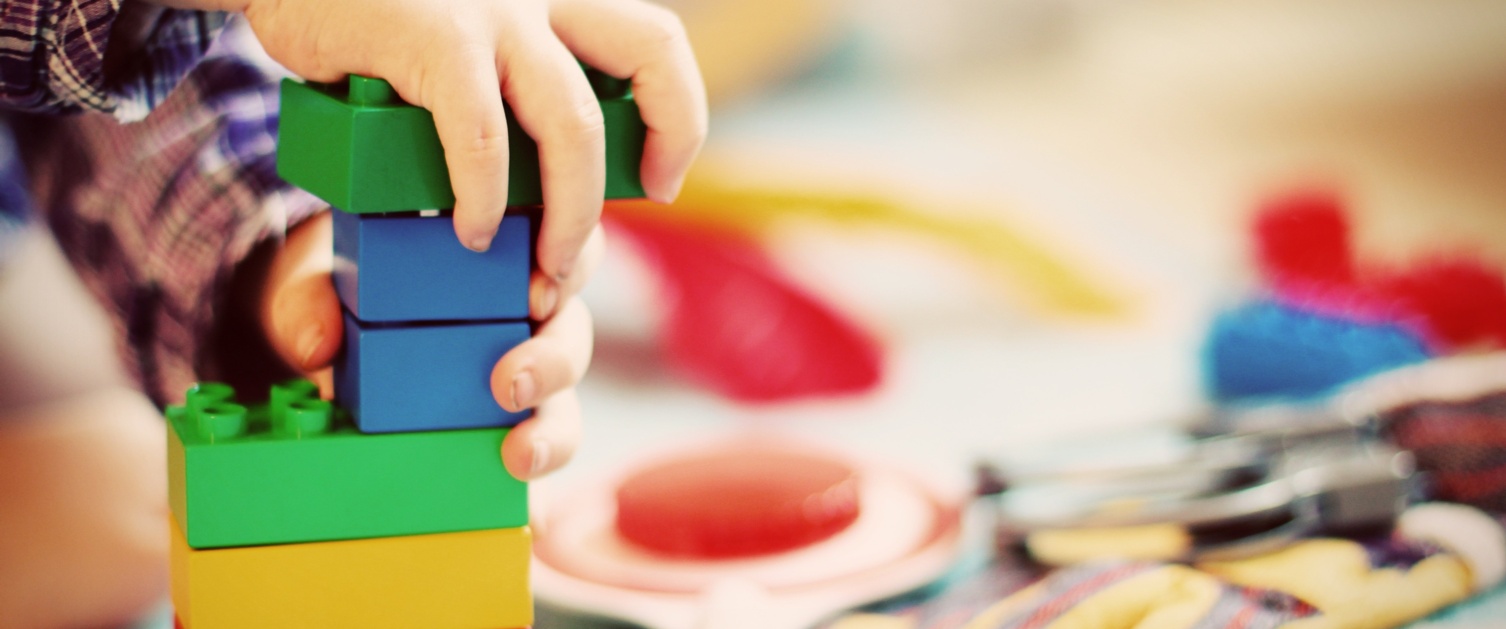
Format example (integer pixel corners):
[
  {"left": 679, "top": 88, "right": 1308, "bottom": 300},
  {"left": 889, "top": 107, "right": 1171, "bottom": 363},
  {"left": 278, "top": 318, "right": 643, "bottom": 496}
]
[
  {"left": 614, "top": 444, "right": 864, "bottom": 559},
  {"left": 532, "top": 438, "right": 965, "bottom": 629}
]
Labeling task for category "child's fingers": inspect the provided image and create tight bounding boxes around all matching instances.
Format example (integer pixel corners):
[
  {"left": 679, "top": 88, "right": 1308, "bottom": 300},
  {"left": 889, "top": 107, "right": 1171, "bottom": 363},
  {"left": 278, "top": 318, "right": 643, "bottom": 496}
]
[
  {"left": 307, "top": 367, "right": 335, "bottom": 401},
  {"left": 500, "top": 27, "right": 606, "bottom": 281},
  {"left": 261, "top": 212, "right": 345, "bottom": 376},
  {"left": 531, "top": 223, "right": 605, "bottom": 321},
  {"left": 402, "top": 40, "right": 513, "bottom": 253},
  {"left": 491, "top": 295, "right": 593, "bottom": 414},
  {"left": 499, "top": 388, "right": 582, "bottom": 480},
  {"left": 266, "top": 271, "right": 344, "bottom": 374},
  {"left": 551, "top": 0, "right": 708, "bottom": 203}
]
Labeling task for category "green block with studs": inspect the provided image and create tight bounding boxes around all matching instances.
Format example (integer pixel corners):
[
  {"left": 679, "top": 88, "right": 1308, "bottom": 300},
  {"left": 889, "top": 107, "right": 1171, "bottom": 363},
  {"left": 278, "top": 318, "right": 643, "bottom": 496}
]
[
  {"left": 277, "top": 73, "right": 647, "bottom": 213},
  {"left": 167, "top": 380, "right": 527, "bottom": 550}
]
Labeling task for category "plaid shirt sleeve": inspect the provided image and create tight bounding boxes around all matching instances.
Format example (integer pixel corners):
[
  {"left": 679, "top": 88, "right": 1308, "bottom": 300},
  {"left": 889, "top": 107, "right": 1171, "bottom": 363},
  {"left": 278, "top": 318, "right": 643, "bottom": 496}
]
[
  {"left": 0, "top": 0, "right": 225, "bottom": 119},
  {"left": 0, "top": 128, "right": 33, "bottom": 266},
  {"left": 21, "top": 19, "right": 324, "bottom": 405}
]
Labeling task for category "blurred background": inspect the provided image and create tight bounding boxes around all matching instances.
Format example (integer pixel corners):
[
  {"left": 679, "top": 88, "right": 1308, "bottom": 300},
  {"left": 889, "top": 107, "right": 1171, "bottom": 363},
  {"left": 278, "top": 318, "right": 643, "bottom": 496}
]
[
  {"left": 543, "top": 0, "right": 1506, "bottom": 625},
  {"left": 563, "top": 0, "right": 1506, "bottom": 485}
]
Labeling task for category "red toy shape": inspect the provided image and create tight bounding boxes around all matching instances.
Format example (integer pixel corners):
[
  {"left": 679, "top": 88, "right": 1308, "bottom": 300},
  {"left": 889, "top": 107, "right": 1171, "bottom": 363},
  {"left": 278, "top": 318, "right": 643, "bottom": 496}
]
[
  {"left": 614, "top": 443, "right": 862, "bottom": 559},
  {"left": 607, "top": 210, "right": 883, "bottom": 403},
  {"left": 1372, "top": 257, "right": 1506, "bottom": 351},
  {"left": 1253, "top": 189, "right": 1357, "bottom": 291}
]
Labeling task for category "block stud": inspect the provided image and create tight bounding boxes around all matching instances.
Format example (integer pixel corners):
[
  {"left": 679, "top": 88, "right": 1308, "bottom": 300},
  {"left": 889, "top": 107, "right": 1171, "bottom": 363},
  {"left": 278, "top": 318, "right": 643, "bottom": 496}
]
[
  {"left": 195, "top": 402, "right": 249, "bottom": 442},
  {"left": 186, "top": 382, "right": 235, "bottom": 415},
  {"left": 274, "top": 399, "right": 334, "bottom": 438},
  {"left": 347, "top": 75, "right": 398, "bottom": 106},
  {"left": 270, "top": 379, "right": 318, "bottom": 420}
]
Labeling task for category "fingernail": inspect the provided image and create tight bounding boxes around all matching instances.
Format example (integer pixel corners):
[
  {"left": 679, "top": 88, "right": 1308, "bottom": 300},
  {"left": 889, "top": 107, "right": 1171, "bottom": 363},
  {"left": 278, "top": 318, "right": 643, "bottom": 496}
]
[
  {"left": 651, "top": 175, "right": 688, "bottom": 204},
  {"left": 314, "top": 369, "right": 335, "bottom": 400},
  {"left": 534, "top": 282, "right": 560, "bottom": 320},
  {"left": 296, "top": 325, "right": 324, "bottom": 368},
  {"left": 529, "top": 439, "right": 552, "bottom": 477},
  {"left": 511, "top": 370, "right": 537, "bottom": 410},
  {"left": 554, "top": 259, "right": 575, "bottom": 284},
  {"left": 467, "top": 233, "right": 494, "bottom": 253}
]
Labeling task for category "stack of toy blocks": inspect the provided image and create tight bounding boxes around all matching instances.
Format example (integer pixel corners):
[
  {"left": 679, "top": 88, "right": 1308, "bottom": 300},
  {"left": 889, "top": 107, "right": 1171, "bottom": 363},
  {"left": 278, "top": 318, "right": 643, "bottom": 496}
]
[{"left": 167, "top": 71, "right": 645, "bottom": 628}]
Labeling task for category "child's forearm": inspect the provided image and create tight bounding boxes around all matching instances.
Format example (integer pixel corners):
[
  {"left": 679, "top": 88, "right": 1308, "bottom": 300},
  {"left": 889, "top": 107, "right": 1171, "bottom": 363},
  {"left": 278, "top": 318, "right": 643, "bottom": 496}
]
[
  {"left": 0, "top": 227, "right": 166, "bottom": 628},
  {"left": 0, "top": 388, "right": 169, "bottom": 628}
]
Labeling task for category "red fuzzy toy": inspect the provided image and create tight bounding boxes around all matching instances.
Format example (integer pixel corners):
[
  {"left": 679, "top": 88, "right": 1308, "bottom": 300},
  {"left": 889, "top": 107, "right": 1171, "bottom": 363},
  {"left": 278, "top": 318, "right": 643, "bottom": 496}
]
[
  {"left": 1253, "top": 190, "right": 1357, "bottom": 290},
  {"left": 1372, "top": 258, "right": 1506, "bottom": 351},
  {"left": 1253, "top": 190, "right": 1506, "bottom": 352}
]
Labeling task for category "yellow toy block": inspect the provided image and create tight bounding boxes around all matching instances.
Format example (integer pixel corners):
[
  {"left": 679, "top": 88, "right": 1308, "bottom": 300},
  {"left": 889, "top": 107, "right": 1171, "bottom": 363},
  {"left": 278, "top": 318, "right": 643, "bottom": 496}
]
[{"left": 171, "top": 519, "right": 531, "bottom": 629}]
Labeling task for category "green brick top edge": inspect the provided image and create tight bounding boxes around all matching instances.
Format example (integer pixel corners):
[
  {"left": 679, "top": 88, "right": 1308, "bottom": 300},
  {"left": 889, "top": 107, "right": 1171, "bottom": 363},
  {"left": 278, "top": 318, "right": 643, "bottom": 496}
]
[
  {"left": 278, "top": 70, "right": 645, "bottom": 213},
  {"left": 168, "top": 380, "right": 353, "bottom": 446},
  {"left": 310, "top": 67, "right": 634, "bottom": 105},
  {"left": 296, "top": 77, "right": 409, "bottom": 110},
  {"left": 347, "top": 75, "right": 398, "bottom": 105}
]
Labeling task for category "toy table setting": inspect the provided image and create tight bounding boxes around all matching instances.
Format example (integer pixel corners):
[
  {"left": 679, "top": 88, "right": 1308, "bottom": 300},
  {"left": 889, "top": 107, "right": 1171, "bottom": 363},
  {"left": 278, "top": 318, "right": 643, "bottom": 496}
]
[
  {"left": 137, "top": 2, "right": 1506, "bottom": 627},
  {"left": 531, "top": 3, "right": 1506, "bottom": 626}
]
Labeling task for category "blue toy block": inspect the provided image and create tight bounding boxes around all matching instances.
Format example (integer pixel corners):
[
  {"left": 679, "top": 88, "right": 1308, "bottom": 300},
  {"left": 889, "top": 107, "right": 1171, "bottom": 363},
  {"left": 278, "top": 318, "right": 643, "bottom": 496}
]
[
  {"left": 1203, "top": 299, "right": 1432, "bottom": 402},
  {"left": 333, "top": 210, "right": 533, "bottom": 323},
  {"left": 337, "top": 311, "right": 533, "bottom": 433}
]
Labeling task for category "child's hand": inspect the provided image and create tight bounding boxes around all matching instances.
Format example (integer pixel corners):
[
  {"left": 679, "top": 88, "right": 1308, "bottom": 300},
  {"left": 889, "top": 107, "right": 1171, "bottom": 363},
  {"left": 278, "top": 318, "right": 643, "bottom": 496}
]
[
  {"left": 207, "top": 0, "right": 707, "bottom": 281},
  {"left": 259, "top": 211, "right": 598, "bottom": 480}
]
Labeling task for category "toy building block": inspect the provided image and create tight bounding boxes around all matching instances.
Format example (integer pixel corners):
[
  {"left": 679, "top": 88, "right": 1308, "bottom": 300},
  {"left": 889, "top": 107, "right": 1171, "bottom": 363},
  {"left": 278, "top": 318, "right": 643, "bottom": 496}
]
[
  {"left": 1202, "top": 299, "right": 1431, "bottom": 402},
  {"left": 333, "top": 209, "right": 532, "bottom": 323},
  {"left": 336, "top": 312, "right": 532, "bottom": 432},
  {"left": 171, "top": 519, "right": 532, "bottom": 629},
  {"left": 168, "top": 381, "right": 527, "bottom": 549},
  {"left": 598, "top": 95, "right": 648, "bottom": 201},
  {"left": 277, "top": 72, "right": 647, "bottom": 213}
]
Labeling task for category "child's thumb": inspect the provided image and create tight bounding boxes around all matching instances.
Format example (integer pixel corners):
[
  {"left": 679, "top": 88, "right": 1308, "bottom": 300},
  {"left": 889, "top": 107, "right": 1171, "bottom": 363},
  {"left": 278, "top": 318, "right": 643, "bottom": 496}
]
[
  {"left": 266, "top": 271, "right": 344, "bottom": 374},
  {"left": 261, "top": 212, "right": 345, "bottom": 376}
]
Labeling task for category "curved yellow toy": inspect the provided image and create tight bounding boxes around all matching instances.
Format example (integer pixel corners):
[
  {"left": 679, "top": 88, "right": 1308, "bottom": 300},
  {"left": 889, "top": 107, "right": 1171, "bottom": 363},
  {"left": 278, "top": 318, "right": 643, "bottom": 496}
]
[{"left": 609, "top": 175, "right": 1131, "bottom": 320}]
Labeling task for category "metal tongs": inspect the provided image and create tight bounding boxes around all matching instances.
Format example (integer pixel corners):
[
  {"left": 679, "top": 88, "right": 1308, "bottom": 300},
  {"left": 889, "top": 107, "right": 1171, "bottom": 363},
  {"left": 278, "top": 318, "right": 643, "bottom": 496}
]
[{"left": 977, "top": 404, "right": 1418, "bottom": 563}]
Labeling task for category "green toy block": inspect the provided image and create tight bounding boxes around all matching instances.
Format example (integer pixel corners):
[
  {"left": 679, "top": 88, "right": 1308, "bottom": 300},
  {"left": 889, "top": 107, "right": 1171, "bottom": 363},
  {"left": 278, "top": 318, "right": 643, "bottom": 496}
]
[
  {"left": 277, "top": 73, "right": 647, "bottom": 213},
  {"left": 167, "top": 380, "right": 528, "bottom": 549}
]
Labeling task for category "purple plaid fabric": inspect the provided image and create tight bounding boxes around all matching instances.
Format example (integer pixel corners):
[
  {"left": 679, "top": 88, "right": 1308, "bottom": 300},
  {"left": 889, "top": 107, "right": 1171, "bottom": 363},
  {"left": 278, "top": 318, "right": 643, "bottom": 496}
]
[
  {"left": 3, "top": 7, "right": 322, "bottom": 404},
  {"left": 0, "top": 0, "right": 226, "bottom": 116},
  {"left": 0, "top": 0, "right": 123, "bottom": 113},
  {"left": 0, "top": 128, "right": 33, "bottom": 264}
]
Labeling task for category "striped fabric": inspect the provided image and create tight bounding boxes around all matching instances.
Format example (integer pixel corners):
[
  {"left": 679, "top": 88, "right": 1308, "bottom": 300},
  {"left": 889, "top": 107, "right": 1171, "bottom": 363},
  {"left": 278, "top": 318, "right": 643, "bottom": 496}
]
[
  {"left": 1187, "top": 583, "right": 1315, "bottom": 629},
  {"left": 0, "top": 0, "right": 121, "bottom": 113},
  {"left": 976, "top": 562, "right": 1315, "bottom": 629},
  {"left": 1, "top": 7, "right": 321, "bottom": 404},
  {"left": 0, "top": 0, "right": 225, "bottom": 117},
  {"left": 988, "top": 563, "right": 1159, "bottom": 629},
  {"left": 1384, "top": 392, "right": 1506, "bottom": 513},
  {"left": 0, "top": 127, "right": 31, "bottom": 266}
]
